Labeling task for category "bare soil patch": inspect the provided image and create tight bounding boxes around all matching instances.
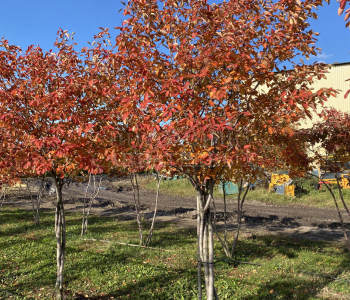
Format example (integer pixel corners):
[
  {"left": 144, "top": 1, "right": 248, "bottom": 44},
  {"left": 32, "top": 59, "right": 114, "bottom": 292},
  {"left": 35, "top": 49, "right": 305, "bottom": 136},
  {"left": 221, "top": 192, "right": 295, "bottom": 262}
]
[{"left": 4, "top": 174, "right": 350, "bottom": 244}]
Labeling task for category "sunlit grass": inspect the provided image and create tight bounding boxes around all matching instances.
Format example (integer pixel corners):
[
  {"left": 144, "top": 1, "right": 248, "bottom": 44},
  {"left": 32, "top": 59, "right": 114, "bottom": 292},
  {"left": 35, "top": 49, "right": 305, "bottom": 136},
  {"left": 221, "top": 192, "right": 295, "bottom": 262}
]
[{"left": 0, "top": 207, "right": 349, "bottom": 299}]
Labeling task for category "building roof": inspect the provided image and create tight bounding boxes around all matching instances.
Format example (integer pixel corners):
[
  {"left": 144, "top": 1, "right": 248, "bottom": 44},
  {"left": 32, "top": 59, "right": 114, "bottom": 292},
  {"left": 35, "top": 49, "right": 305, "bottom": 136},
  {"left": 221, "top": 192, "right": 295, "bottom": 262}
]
[{"left": 332, "top": 62, "right": 350, "bottom": 67}]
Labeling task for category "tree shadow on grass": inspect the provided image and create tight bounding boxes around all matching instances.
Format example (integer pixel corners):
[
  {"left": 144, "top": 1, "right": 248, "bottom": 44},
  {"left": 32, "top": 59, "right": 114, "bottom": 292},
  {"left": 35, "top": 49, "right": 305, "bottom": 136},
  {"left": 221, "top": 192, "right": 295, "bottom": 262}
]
[
  {"left": 215, "top": 235, "right": 350, "bottom": 299},
  {"left": 2, "top": 208, "right": 350, "bottom": 299},
  {"left": 71, "top": 270, "right": 198, "bottom": 300},
  {"left": 61, "top": 233, "right": 200, "bottom": 299}
]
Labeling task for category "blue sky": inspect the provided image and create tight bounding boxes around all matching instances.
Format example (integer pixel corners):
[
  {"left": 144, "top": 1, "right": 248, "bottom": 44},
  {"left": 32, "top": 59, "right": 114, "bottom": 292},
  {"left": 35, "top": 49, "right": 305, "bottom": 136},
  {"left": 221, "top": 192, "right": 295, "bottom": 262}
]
[{"left": 0, "top": 0, "right": 348, "bottom": 64}]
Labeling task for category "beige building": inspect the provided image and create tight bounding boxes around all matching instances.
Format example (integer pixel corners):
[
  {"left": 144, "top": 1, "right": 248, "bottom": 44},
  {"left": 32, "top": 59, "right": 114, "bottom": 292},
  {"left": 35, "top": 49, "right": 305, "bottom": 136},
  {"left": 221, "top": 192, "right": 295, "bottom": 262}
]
[{"left": 301, "top": 62, "right": 350, "bottom": 128}]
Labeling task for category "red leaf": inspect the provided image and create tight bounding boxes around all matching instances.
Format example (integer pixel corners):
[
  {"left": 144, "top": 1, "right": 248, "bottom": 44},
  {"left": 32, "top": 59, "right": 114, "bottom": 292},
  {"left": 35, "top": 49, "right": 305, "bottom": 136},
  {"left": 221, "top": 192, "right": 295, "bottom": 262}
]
[{"left": 345, "top": 89, "right": 350, "bottom": 99}]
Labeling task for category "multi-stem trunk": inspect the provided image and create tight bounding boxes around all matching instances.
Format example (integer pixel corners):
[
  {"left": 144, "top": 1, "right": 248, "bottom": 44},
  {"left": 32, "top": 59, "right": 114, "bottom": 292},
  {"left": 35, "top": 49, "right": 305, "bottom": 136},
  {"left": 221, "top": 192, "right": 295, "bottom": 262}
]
[
  {"left": 145, "top": 174, "right": 161, "bottom": 247},
  {"left": 81, "top": 174, "right": 91, "bottom": 236},
  {"left": 26, "top": 178, "right": 36, "bottom": 224},
  {"left": 26, "top": 178, "right": 45, "bottom": 225},
  {"left": 196, "top": 178, "right": 216, "bottom": 300},
  {"left": 212, "top": 182, "right": 232, "bottom": 259},
  {"left": 53, "top": 176, "right": 66, "bottom": 300},
  {"left": 35, "top": 178, "right": 45, "bottom": 225},
  {"left": 322, "top": 178, "right": 350, "bottom": 252},
  {"left": 197, "top": 197, "right": 203, "bottom": 300},
  {"left": 0, "top": 186, "right": 7, "bottom": 223},
  {"left": 310, "top": 172, "right": 350, "bottom": 252},
  {"left": 130, "top": 173, "right": 143, "bottom": 245},
  {"left": 212, "top": 179, "right": 250, "bottom": 259},
  {"left": 231, "top": 182, "right": 250, "bottom": 257},
  {"left": 81, "top": 175, "right": 101, "bottom": 236}
]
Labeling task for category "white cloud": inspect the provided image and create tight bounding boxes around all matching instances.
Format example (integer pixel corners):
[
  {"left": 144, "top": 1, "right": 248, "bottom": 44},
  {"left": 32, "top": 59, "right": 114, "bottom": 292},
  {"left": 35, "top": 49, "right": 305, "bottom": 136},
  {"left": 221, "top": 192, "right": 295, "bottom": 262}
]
[{"left": 317, "top": 53, "right": 333, "bottom": 59}]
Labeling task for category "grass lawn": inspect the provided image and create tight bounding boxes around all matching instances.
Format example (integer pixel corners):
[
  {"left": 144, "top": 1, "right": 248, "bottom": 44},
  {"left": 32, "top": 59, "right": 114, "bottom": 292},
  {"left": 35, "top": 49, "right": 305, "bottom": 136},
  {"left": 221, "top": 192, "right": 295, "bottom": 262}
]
[
  {"left": 145, "top": 177, "right": 350, "bottom": 209},
  {"left": 0, "top": 207, "right": 350, "bottom": 299}
]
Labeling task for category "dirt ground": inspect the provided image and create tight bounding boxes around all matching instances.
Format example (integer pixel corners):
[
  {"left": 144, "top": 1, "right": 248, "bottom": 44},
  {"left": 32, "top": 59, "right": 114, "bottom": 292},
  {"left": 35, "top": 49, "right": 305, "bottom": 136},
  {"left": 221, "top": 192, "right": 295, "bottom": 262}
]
[{"left": 4, "top": 174, "right": 350, "bottom": 244}]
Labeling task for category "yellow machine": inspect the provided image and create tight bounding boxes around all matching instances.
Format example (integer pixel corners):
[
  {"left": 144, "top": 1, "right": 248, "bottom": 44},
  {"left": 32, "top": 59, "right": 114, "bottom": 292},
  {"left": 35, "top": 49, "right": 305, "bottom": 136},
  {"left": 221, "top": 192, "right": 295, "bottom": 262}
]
[
  {"left": 315, "top": 155, "right": 350, "bottom": 190},
  {"left": 316, "top": 168, "right": 350, "bottom": 190},
  {"left": 318, "top": 172, "right": 350, "bottom": 189},
  {"left": 268, "top": 172, "right": 295, "bottom": 197}
]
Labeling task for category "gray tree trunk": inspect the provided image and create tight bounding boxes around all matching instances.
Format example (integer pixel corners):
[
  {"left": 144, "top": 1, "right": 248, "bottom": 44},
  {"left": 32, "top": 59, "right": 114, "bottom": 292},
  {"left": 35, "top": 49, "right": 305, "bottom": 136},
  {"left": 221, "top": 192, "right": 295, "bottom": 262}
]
[
  {"left": 53, "top": 176, "right": 66, "bottom": 300},
  {"left": 212, "top": 188, "right": 231, "bottom": 259},
  {"left": 208, "top": 216, "right": 214, "bottom": 299},
  {"left": 0, "top": 186, "right": 7, "bottom": 223},
  {"left": 130, "top": 173, "right": 143, "bottom": 245},
  {"left": 196, "top": 178, "right": 215, "bottom": 300},
  {"left": 81, "top": 174, "right": 91, "bottom": 236},
  {"left": 197, "top": 198, "right": 203, "bottom": 300},
  {"left": 231, "top": 183, "right": 250, "bottom": 257},
  {"left": 145, "top": 174, "right": 161, "bottom": 246},
  {"left": 35, "top": 178, "right": 45, "bottom": 225},
  {"left": 81, "top": 175, "right": 101, "bottom": 235},
  {"left": 26, "top": 178, "right": 45, "bottom": 225}
]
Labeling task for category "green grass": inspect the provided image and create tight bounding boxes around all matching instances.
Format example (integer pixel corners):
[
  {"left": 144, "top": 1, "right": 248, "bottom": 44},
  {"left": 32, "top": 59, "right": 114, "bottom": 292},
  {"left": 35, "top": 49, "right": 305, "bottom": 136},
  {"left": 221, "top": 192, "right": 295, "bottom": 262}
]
[
  {"left": 146, "top": 177, "right": 350, "bottom": 209},
  {"left": 146, "top": 178, "right": 196, "bottom": 198},
  {"left": 0, "top": 207, "right": 350, "bottom": 299}
]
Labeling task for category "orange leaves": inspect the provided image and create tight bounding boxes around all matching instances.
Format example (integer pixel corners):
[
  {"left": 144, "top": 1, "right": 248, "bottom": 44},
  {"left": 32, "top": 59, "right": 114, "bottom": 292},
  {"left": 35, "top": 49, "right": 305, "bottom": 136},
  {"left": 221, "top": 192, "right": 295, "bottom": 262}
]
[
  {"left": 338, "top": 0, "right": 347, "bottom": 16},
  {"left": 0, "top": 30, "right": 118, "bottom": 181},
  {"left": 282, "top": 127, "right": 294, "bottom": 136},
  {"left": 198, "top": 152, "right": 210, "bottom": 159},
  {"left": 0, "top": 0, "right": 334, "bottom": 189},
  {"left": 345, "top": 11, "right": 350, "bottom": 22},
  {"left": 336, "top": 0, "right": 350, "bottom": 28}
]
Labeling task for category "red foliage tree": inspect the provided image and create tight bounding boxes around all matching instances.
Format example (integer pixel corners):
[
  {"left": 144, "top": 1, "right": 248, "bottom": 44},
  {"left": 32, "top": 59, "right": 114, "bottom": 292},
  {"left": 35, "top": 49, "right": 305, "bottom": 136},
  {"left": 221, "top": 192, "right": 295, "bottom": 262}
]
[
  {"left": 0, "top": 30, "right": 117, "bottom": 299},
  {"left": 307, "top": 108, "right": 350, "bottom": 251},
  {"left": 112, "top": 0, "right": 336, "bottom": 298}
]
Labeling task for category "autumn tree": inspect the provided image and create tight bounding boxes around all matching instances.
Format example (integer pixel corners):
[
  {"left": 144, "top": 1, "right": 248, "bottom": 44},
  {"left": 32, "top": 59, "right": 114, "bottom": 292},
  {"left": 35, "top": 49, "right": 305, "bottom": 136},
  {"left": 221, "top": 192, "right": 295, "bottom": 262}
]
[
  {"left": 304, "top": 108, "right": 350, "bottom": 251},
  {"left": 112, "top": 0, "right": 336, "bottom": 298},
  {"left": 0, "top": 30, "right": 118, "bottom": 299}
]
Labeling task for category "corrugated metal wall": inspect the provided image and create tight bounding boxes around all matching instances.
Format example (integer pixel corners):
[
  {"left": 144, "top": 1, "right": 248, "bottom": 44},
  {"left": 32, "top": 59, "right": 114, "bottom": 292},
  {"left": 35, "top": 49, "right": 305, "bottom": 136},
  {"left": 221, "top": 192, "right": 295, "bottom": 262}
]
[{"left": 301, "top": 63, "right": 350, "bottom": 128}]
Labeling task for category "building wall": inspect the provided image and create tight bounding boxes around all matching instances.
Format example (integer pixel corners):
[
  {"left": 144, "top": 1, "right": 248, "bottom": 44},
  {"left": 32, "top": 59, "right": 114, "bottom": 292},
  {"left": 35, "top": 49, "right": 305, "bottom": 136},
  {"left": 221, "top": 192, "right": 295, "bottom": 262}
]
[{"left": 301, "top": 62, "right": 350, "bottom": 128}]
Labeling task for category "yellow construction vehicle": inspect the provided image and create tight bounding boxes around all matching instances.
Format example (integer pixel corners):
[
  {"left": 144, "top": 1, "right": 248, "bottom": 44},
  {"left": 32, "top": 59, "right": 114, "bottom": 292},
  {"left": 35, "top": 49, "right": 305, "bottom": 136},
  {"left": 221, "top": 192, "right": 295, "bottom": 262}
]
[
  {"left": 315, "top": 150, "right": 350, "bottom": 190},
  {"left": 268, "top": 171, "right": 295, "bottom": 197},
  {"left": 315, "top": 154, "right": 350, "bottom": 190}
]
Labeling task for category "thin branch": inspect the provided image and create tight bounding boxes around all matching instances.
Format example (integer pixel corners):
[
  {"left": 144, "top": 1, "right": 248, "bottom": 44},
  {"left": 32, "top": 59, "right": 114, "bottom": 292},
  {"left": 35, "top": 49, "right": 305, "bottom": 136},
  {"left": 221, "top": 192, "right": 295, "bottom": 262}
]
[
  {"left": 336, "top": 176, "right": 350, "bottom": 219},
  {"left": 299, "top": 271, "right": 350, "bottom": 283},
  {"left": 309, "top": 172, "right": 350, "bottom": 252},
  {"left": 83, "top": 238, "right": 175, "bottom": 252},
  {"left": 215, "top": 258, "right": 262, "bottom": 266},
  {"left": 81, "top": 173, "right": 91, "bottom": 236},
  {"left": 145, "top": 173, "right": 161, "bottom": 246},
  {"left": 0, "top": 287, "right": 17, "bottom": 297}
]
